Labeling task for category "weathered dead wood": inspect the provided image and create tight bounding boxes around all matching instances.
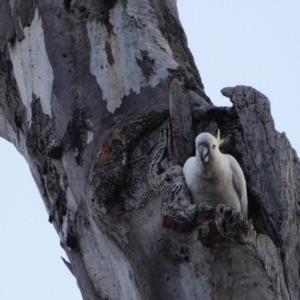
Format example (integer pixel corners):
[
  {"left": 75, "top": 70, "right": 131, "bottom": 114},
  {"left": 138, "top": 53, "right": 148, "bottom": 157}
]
[{"left": 0, "top": 1, "right": 299, "bottom": 299}]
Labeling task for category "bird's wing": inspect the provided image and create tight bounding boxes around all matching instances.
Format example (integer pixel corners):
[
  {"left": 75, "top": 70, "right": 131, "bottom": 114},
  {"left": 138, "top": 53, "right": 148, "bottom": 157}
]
[
  {"left": 226, "top": 154, "right": 248, "bottom": 219},
  {"left": 183, "top": 157, "right": 197, "bottom": 185}
]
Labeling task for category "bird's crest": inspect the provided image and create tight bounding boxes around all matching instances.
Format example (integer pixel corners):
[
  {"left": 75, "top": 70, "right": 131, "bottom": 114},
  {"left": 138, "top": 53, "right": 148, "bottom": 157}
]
[{"left": 216, "top": 129, "right": 224, "bottom": 146}]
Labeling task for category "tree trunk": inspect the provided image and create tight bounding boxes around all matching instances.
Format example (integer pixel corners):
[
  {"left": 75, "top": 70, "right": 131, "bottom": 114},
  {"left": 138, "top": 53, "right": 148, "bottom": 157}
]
[{"left": 0, "top": 1, "right": 299, "bottom": 299}]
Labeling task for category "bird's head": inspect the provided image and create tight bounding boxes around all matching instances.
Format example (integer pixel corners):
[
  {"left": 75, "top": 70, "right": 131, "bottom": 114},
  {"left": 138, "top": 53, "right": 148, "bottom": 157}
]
[{"left": 195, "top": 132, "right": 219, "bottom": 164}]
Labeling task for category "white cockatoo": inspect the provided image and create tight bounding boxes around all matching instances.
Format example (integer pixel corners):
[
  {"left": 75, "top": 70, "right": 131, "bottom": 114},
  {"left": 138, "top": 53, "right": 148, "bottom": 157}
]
[{"left": 183, "top": 131, "right": 248, "bottom": 219}]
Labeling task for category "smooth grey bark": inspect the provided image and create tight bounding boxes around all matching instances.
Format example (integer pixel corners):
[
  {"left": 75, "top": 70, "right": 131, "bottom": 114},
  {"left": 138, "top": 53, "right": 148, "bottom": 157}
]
[{"left": 0, "top": 1, "right": 299, "bottom": 300}]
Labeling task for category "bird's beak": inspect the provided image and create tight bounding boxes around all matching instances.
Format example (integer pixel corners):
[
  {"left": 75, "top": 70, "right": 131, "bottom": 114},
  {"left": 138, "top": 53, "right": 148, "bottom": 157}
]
[{"left": 199, "top": 145, "right": 209, "bottom": 162}]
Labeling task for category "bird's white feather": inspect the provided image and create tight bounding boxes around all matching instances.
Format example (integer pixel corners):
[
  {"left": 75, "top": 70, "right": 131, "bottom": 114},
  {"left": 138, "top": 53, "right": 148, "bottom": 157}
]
[{"left": 183, "top": 132, "right": 248, "bottom": 219}]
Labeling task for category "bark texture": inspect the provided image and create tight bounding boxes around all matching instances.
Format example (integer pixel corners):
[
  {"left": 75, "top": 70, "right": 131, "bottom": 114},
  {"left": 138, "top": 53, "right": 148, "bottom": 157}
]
[{"left": 0, "top": 1, "right": 299, "bottom": 300}]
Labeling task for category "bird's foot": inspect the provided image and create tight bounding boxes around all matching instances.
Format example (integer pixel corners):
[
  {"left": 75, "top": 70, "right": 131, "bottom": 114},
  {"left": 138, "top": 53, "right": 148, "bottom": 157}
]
[
  {"left": 216, "top": 204, "right": 253, "bottom": 244},
  {"left": 198, "top": 202, "right": 215, "bottom": 213},
  {"left": 195, "top": 203, "right": 215, "bottom": 225}
]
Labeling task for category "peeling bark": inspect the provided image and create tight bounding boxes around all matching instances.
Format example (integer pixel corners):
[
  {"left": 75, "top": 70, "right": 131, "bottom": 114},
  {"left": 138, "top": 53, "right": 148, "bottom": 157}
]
[{"left": 0, "top": 1, "right": 299, "bottom": 300}]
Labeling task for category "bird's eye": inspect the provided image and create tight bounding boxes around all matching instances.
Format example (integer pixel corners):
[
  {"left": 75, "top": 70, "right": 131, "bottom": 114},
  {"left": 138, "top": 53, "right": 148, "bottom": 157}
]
[{"left": 212, "top": 144, "right": 216, "bottom": 149}]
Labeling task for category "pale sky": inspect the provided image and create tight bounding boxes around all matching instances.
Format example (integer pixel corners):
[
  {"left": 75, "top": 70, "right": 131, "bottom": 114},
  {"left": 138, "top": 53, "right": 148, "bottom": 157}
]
[{"left": 0, "top": 2, "right": 299, "bottom": 299}]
